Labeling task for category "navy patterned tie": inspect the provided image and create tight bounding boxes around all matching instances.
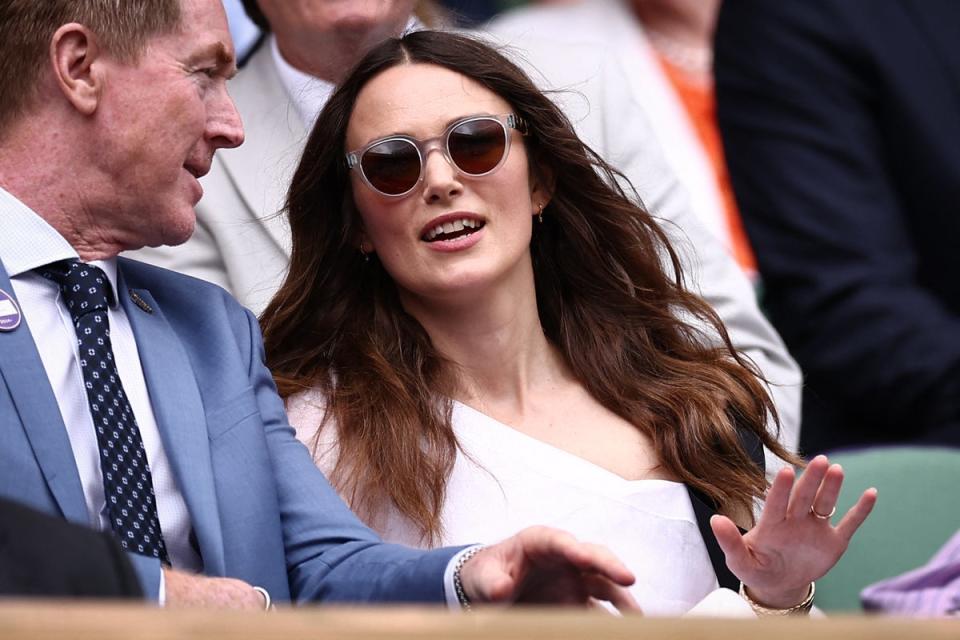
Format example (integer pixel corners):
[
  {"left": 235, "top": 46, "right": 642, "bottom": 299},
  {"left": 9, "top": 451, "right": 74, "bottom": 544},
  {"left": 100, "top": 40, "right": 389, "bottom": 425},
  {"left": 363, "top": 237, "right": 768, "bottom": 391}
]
[{"left": 39, "top": 260, "right": 169, "bottom": 563}]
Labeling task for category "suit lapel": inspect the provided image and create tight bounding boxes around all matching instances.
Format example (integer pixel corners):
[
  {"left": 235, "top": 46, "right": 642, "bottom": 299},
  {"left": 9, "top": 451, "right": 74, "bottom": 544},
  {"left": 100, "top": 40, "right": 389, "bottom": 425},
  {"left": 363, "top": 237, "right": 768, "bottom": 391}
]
[
  {"left": 219, "top": 45, "right": 306, "bottom": 256},
  {"left": 0, "top": 264, "right": 88, "bottom": 523},
  {"left": 119, "top": 271, "right": 226, "bottom": 574}
]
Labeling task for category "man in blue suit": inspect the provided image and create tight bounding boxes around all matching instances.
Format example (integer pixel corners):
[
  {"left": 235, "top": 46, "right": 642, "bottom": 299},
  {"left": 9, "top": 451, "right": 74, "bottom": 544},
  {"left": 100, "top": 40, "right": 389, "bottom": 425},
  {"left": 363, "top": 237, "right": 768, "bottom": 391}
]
[{"left": 0, "top": 0, "right": 636, "bottom": 609}]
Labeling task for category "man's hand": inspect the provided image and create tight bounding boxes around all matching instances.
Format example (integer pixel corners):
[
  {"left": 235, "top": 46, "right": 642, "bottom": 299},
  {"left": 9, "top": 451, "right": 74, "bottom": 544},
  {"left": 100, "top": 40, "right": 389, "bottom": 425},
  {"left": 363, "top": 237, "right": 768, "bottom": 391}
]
[
  {"left": 457, "top": 526, "right": 640, "bottom": 612},
  {"left": 163, "top": 568, "right": 266, "bottom": 609}
]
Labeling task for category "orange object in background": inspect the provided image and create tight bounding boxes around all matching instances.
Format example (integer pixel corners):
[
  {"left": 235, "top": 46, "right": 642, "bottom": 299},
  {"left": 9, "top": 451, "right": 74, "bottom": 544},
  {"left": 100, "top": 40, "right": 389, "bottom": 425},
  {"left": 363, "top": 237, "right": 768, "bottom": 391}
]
[{"left": 656, "top": 54, "right": 757, "bottom": 277}]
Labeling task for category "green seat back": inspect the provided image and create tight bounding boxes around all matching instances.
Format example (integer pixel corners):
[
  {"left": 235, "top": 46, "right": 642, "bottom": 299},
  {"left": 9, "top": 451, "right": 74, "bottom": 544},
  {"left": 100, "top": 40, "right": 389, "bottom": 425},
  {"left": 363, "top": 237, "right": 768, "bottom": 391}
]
[{"left": 815, "top": 446, "right": 960, "bottom": 612}]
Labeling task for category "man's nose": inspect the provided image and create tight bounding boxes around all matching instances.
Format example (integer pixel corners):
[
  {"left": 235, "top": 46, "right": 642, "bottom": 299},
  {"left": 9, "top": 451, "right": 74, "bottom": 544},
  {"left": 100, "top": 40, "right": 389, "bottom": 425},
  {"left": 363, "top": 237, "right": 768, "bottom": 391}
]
[{"left": 208, "top": 90, "right": 244, "bottom": 149}]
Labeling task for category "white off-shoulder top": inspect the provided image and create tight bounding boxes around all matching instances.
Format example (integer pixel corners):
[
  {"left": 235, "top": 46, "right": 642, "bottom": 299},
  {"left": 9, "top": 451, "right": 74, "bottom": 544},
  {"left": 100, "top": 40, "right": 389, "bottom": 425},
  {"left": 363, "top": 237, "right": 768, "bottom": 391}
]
[{"left": 288, "top": 387, "right": 754, "bottom": 616}]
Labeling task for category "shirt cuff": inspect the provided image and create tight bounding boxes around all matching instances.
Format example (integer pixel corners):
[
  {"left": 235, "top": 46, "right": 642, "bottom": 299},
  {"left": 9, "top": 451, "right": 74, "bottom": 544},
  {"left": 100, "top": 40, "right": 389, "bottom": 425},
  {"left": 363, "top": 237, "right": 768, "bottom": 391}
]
[
  {"left": 443, "top": 544, "right": 484, "bottom": 610},
  {"left": 158, "top": 569, "right": 166, "bottom": 606}
]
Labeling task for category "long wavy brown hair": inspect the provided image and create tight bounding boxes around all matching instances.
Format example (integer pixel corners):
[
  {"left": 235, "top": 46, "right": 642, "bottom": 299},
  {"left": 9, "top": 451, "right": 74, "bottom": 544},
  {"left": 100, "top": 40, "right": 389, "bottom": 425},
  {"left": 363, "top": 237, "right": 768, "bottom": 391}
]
[{"left": 261, "top": 30, "right": 798, "bottom": 544}]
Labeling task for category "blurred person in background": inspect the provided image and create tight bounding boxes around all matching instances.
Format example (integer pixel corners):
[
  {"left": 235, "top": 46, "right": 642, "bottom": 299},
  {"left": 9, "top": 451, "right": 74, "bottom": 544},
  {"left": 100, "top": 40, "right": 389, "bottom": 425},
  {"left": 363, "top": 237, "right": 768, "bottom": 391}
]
[
  {"left": 487, "top": 0, "right": 758, "bottom": 281},
  {"left": 715, "top": 0, "right": 960, "bottom": 454}
]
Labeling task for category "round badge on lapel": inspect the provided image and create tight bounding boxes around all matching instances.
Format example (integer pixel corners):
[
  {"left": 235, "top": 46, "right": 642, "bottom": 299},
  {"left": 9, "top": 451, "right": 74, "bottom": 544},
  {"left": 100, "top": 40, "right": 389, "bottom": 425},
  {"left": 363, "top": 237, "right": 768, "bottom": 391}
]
[{"left": 0, "top": 288, "right": 22, "bottom": 331}]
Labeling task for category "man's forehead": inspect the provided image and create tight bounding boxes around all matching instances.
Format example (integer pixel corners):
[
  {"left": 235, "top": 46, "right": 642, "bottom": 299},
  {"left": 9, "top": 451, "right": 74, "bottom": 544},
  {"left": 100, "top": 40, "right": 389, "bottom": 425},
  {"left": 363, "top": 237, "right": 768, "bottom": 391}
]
[
  {"left": 161, "top": 0, "right": 238, "bottom": 74},
  {"left": 173, "top": 0, "right": 235, "bottom": 49}
]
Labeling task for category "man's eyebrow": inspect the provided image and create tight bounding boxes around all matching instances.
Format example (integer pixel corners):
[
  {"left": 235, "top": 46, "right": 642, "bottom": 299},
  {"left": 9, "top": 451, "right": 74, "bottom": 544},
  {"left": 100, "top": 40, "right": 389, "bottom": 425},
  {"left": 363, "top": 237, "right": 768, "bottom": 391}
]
[{"left": 190, "top": 41, "right": 238, "bottom": 77}]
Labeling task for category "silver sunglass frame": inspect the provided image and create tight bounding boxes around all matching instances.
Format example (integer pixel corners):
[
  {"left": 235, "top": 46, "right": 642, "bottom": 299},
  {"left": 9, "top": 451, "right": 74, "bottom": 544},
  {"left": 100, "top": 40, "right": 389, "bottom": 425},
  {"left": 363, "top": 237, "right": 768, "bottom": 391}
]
[{"left": 345, "top": 113, "right": 525, "bottom": 198}]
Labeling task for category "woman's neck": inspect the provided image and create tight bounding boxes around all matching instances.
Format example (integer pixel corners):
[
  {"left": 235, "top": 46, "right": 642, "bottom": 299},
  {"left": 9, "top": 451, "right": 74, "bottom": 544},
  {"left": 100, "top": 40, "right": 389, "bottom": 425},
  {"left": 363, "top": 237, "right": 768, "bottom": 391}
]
[{"left": 401, "top": 277, "right": 571, "bottom": 418}]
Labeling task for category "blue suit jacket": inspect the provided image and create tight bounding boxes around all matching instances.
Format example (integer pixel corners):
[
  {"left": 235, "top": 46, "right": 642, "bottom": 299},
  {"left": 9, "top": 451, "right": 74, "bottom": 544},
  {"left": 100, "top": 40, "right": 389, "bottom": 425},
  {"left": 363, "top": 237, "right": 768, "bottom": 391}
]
[
  {"left": 0, "top": 257, "right": 457, "bottom": 602},
  {"left": 716, "top": 0, "right": 960, "bottom": 452}
]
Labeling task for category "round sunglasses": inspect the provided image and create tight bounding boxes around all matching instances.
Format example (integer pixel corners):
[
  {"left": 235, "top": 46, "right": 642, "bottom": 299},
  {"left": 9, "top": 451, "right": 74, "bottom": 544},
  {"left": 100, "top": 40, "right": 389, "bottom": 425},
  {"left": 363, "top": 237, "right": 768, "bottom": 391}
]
[{"left": 346, "top": 114, "right": 526, "bottom": 197}]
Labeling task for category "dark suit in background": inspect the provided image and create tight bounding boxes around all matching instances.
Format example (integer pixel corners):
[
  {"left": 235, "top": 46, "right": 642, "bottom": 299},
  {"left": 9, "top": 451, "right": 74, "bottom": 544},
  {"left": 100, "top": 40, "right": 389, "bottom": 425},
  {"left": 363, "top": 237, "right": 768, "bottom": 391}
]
[
  {"left": 715, "top": 0, "right": 960, "bottom": 453},
  {"left": 0, "top": 496, "right": 142, "bottom": 598}
]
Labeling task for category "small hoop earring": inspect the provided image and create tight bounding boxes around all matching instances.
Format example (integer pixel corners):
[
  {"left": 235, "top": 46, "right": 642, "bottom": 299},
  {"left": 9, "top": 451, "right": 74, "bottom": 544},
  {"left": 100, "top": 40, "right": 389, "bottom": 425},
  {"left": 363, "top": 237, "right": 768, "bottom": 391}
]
[
  {"left": 537, "top": 202, "right": 544, "bottom": 224},
  {"left": 360, "top": 247, "right": 370, "bottom": 263}
]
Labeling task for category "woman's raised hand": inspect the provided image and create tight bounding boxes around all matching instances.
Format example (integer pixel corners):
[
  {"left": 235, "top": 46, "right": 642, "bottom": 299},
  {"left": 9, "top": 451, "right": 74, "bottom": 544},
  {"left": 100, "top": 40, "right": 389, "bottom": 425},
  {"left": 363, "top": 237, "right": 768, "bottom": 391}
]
[{"left": 710, "top": 454, "right": 878, "bottom": 608}]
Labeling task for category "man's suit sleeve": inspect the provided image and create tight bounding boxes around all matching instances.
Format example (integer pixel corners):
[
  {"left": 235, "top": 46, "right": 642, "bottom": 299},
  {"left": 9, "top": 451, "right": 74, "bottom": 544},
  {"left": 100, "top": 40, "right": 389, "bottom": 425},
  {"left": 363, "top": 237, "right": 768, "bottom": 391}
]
[
  {"left": 233, "top": 306, "right": 462, "bottom": 603},
  {"left": 715, "top": 0, "right": 960, "bottom": 442}
]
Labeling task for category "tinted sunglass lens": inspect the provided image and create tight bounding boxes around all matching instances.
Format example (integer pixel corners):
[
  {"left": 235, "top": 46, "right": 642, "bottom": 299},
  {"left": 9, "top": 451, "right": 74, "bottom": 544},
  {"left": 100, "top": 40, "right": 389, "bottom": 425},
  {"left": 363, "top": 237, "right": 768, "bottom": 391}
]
[
  {"left": 361, "top": 139, "right": 421, "bottom": 195},
  {"left": 448, "top": 119, "right": 507, "bottom": 175}
]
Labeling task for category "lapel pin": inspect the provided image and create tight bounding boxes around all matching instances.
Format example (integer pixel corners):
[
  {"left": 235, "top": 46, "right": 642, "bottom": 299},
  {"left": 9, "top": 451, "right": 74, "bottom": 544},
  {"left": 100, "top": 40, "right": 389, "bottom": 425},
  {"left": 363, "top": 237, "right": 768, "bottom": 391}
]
[
  {"left": 129, "top": 290, "right": 154, "bottom": 314},
  {"left": 0, "top": 288, "right": 22, "bottom": 332}
]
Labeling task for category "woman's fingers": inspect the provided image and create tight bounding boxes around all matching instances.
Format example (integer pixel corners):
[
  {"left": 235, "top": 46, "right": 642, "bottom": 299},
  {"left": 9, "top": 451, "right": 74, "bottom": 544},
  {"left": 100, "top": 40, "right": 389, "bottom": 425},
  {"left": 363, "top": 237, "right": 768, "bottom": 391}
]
[
  {"left": 835, "top": 488, "right": 879, "bottom": 541},
  {"left": 710, "top": 514, "right": 750, "bottom": 576},
  {"left": 756, "top": 466, "right": 794, "bottom": 527},
  {"left": 810, "top": 463, "right": 844, "bottom": 520},
  {"left": 786, "top": 455, "right": 830, "bottom": 518}
]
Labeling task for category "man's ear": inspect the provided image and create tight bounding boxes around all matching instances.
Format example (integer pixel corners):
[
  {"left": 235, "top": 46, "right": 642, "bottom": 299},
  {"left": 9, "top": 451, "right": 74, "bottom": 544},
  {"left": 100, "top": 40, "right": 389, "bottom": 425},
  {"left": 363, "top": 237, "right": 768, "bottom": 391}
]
[{"left": 49, "top": 23, "right": 103, "bottom": 116}]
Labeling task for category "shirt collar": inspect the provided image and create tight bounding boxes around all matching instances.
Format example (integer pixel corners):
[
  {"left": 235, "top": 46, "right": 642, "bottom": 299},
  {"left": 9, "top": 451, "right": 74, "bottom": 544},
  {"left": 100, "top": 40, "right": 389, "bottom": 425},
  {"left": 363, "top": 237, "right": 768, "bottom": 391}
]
[
  {"left": 0, "top": 186, "right": 121, "bottom": 307},
  {"left": 270, "top": 35, "right": 335, "bottom": 129},
  {"left": 270, "top": 16, "right": 424, "bottom": 128}
]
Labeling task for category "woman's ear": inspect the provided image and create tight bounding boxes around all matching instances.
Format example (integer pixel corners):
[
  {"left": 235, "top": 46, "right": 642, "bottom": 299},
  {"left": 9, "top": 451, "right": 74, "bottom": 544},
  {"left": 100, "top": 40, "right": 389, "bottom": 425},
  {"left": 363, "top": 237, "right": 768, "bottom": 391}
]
[
  {"left": 530, "top": 167, "right": 556, "bottom": 217},
  {"left": 356, "top": 230, "right": 374, "bottom": 255},
  {"left": 50, "top": 23, "right": 103, "bottom": 116}
]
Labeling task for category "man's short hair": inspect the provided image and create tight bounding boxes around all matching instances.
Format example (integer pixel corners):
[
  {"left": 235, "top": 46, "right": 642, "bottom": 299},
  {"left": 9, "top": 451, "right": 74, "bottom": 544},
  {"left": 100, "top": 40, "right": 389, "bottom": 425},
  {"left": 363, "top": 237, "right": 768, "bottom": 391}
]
[{"left": 0, "top": 0, "right": 181, "bottom": 135}]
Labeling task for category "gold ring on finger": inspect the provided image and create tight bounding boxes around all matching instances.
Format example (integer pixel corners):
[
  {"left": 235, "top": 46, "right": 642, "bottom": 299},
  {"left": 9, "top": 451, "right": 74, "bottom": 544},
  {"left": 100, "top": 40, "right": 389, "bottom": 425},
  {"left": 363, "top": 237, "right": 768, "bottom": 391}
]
[{"left": 810, "top": 505, "right": 836, "bottom": 520}]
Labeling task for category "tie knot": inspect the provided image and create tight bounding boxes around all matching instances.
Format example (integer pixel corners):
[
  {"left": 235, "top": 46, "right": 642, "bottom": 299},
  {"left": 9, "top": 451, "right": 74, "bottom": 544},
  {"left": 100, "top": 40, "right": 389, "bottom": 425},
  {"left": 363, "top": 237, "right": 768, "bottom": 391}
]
[{"left": 38, "top": 260, "right": 115, "bottom": 319}]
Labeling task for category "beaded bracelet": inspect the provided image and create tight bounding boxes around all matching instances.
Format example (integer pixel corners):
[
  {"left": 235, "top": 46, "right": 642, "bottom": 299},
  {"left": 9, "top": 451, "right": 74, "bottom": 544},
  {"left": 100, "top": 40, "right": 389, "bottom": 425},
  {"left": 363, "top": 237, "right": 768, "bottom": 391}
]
[
  {"left": 739, "top": 582, "right": 815, "bottom": 616},
  {"left": 453, "top": 546, "right": 485, "bottom": 611}
]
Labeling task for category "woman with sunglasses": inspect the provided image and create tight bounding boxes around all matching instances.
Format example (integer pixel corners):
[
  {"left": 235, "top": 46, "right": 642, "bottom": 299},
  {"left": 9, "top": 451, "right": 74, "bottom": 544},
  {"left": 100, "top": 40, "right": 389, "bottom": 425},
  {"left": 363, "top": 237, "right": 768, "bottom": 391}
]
[{"left": 261, "top": 31, "right": 875, "bottom": 616}]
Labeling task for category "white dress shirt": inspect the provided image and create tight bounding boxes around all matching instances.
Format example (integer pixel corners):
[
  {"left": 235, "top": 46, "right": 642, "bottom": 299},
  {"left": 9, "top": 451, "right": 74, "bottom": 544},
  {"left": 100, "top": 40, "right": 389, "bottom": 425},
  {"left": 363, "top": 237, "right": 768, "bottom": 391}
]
[
  {"left": 270, "top": 35, "right": 335, "bottom": 128},
  {"left": 0, "top": 187, "right": 201, "bottom": 573}
]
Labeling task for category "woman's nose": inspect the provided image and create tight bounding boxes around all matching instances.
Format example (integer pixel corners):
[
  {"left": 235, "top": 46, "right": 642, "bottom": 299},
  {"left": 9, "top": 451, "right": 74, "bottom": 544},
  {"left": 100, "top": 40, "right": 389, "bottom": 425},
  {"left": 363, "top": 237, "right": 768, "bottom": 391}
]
[{"left": 421, "top": 147, "right": 463, "bottom": 203}]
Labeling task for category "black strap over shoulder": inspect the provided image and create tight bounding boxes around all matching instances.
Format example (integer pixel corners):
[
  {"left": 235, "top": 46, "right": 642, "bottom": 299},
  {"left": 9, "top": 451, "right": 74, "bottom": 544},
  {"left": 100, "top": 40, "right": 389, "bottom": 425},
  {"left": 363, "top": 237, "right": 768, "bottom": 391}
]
[
  {"left": 740, "top": 426, "right": 766, "bottom": 471},
  {"left": 687, "top": 426, "right": 765, "bottom": 591}
]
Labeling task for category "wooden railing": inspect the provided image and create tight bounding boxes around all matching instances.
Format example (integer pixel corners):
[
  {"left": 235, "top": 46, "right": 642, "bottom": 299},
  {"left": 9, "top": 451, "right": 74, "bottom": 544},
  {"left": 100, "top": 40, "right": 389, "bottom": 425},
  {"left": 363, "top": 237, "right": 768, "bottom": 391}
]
[{"left": 0, "top": 602, "right": 956, "bottom": 640}]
